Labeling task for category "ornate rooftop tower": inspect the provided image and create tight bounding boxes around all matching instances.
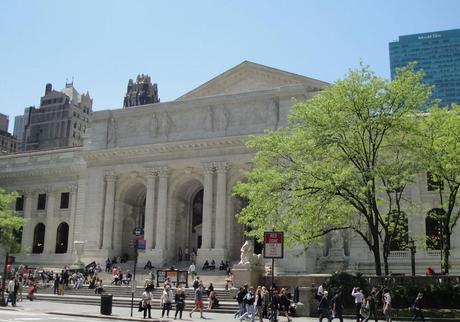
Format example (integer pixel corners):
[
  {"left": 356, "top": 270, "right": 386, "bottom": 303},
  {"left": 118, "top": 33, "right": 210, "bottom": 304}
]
[{"left": 123, "top": 74, "right": 160, "bottom": 108}]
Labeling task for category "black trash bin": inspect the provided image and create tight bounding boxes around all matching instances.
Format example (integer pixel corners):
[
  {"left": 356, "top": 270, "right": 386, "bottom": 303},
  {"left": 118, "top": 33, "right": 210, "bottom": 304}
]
[{"left": 100, "top": 293, "right": 112, "bottom": 315}]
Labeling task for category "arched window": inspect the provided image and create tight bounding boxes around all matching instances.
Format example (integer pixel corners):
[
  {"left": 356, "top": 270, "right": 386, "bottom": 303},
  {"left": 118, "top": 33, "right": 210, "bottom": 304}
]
[
  {"left": 32, "top": 223, "right": 45, "bottom": 254},
  {"left": 426, "top": 209, "right": 443, "bottom": 250},
  {"left": 389, "top": 211, "right": 409, "bottom": 251},
  {"left": 192, "top": 189, "right": 203, "bottom": 249},
  {"left": 55, "top": 222, "right": 69, "bottom": 254}
]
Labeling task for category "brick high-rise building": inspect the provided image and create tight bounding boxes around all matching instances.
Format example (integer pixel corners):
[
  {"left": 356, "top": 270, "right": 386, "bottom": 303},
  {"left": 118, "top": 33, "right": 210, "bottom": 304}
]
[{"left": 25, "top": 82, "right": 93, "bottom": 151}]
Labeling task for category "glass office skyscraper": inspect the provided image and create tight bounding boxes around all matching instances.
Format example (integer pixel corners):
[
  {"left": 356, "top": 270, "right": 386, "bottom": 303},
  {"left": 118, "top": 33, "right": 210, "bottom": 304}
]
[{"left": 389, "top": 28, "right": 460, "bottom": 109}]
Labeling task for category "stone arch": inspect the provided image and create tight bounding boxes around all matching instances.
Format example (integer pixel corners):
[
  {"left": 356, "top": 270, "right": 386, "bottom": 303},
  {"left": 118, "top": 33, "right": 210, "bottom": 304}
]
[
  {"left": 33, "top": 223, "right": 45, "bottom": 254},
  {"left": 55, "top": 222, "right": 69, "bottom": 254},
  {"left": 114, "top": 175, "right": 147, "bottom": 259},
  {"left": 168, "top": 173, "right": 204, "bottom": 261},
  {"left": 426, "top": 208, "right": 444, "bottom": 250}
]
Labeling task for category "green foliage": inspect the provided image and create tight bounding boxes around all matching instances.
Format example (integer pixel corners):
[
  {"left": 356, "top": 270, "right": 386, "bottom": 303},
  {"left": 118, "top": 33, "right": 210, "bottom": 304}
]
[
  {"left": 416, "top": 104, "right": 460, "bottom": 273},
  {"left": 234, "top": 63, "right": 432, "bottom": 275},
  {"left": 0, "top": 187, "right": 25, "bottom": 252}
]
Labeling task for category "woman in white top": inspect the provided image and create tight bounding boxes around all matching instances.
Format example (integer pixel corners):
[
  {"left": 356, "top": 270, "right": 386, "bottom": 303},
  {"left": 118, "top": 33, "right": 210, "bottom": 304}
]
[
  {"left": 382, "top": 288, "right": 392, "bottom": 322},
  {"left": 141, "top": 287, "right": 152, "bottom": 319},
  {"left": 160, "top": 285, "right": 174, "bottom": 318}
]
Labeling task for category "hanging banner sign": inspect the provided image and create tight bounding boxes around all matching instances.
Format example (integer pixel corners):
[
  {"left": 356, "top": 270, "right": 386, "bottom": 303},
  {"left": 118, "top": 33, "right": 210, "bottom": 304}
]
[{"left": 263, "top": 231, "right": 284, "bottom": 259}]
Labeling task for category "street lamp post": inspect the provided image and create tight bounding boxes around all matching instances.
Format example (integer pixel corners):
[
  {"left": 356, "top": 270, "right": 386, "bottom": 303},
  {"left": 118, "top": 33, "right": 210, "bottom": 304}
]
[{"left": 408, "top": 239, "right": 416, "bottom": 276}]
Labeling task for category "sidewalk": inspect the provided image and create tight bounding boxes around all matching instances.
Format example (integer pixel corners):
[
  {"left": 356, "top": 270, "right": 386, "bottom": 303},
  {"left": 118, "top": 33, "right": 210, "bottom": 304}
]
[{"left": 0, "top": 299, "right": 337, "bottom": 322}]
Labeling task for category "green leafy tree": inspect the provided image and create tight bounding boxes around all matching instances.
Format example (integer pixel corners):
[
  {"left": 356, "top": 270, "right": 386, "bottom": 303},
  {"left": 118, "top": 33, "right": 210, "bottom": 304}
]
[
  {"left": 0, "top": 187, "right": 25, "bottom": 253},
  {"left": 416, "top": 105, "right": 460, "bottom": 274},
  {"left": 234, "top": 64, "right": 431, "bottom": 275}
]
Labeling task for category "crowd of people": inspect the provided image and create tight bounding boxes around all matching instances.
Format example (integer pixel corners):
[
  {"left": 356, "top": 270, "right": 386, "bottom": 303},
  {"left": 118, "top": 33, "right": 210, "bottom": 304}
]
[{"left": 315, "top": 282, "right": 426, "bottom": 322}]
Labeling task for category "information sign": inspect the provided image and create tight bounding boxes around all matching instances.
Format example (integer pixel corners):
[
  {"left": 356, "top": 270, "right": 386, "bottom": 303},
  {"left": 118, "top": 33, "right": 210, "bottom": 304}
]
[
  {"left": 263, "top": 231, "right": 284, "bottom": 259},
  {"left": 128, "top": 239, "right": 146, "bottom": 249}
]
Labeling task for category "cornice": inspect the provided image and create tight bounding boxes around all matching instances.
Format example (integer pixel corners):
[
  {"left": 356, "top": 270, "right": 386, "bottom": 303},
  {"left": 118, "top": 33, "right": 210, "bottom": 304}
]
[
  {"left": 83, "top": 135, "right": 251, "bottom": 162},
  {"left": 0, "top": 164, "right": 85, "bottom": 179}
]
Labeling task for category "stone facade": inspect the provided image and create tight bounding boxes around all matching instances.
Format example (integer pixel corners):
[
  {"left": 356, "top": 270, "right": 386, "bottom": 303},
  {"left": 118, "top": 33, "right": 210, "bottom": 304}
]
[{"left": 0, "top": 61, "right": 459, "bottom": 274}]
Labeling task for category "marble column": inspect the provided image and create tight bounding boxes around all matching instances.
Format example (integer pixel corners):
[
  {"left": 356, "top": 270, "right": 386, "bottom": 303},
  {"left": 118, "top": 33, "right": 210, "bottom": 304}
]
[
  {"left": 215, "top": 161, "right": 228, "bottom": 250},
  {"left": 201, "top": 163, "right": 214, "bottom": 250},
  {"left": 102, "top": 172, "right": 117, "bottom": 250},
  {"left": 44, "top": 189, "right": 56, "bottom": 254},
  {"left": 144, "top": 169, "right": 157, "bottom": 250},
  {"left": 21, "top": 192, "right": 33, "bottom": 253},
  {"left": 67, "top": 184, "right": 78, "bottom": 254},
  {"left": 155, "top": 167, "right": 168, "bottom": 250}
]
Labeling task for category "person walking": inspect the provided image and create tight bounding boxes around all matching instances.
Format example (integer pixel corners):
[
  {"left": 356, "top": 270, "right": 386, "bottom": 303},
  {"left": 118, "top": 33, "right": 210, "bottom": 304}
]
[
  {"left": 411, "top": 292, "right": 425, "bottom": 322},
  {"left": 174, "top": 287, "right": 186, "bottom": 320},
  {"left": 270, "top": 288, "right": 280, "bottom": 322},
  {"left": 239, "top": 286, "right": 256, "bottom": 322},
  {"left": 318, "top": 291, "right": 331, "bottom": 322},
  {"left": 189, "top": 283, "right": 205, "bottom": 319},
  {"left": 331, "top": 290, "right": 343, "bottom": 322},
  {"left": 161, "top": 285, "right": 174, "bottom": 318},
  {"left": 255, "top": 286, "right": 264, "bottom": 322},
  {"left": 188, "top": 263, "right": 196, "bottom": 279},
  {"left": 234, "top": 286, "right": 247, "bottom": 319},
  {"left": 280, "top": 288, "right": 292, "bottom": 322},
  {"left": 382, "top": 288, "right": 392, "bottom": 322},
  {"left": 7, "top": 277, "right": 17, "bottom": 306},
  {"left": 363, "top": 288, "right": 379, "bottom": 322},
  {"left": 351, "top": 287, "right": 364, "bottom": 322},
  {"left": 141, "top": 286, "right": 153, "bottom": 319}
]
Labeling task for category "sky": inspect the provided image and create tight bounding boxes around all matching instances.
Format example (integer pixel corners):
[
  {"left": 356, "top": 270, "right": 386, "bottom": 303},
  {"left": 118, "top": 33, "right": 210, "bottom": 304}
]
[{"left": 1, "top": 0, "right": 459, "bottom": 132}]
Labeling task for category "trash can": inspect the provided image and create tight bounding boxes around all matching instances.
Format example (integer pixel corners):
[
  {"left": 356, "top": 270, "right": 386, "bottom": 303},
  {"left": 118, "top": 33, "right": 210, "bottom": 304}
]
[{"left": 100, "top": 293, "right": 112, "bottom": 315}]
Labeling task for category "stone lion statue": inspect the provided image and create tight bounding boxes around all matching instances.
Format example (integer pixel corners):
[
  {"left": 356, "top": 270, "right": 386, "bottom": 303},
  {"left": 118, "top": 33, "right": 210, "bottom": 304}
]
[{"left": 238, "top": 240, "right": 264, "bottom": 267}]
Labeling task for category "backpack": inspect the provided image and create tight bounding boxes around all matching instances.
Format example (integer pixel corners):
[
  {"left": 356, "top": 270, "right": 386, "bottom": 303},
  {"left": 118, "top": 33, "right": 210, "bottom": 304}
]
[{"left": 193, "top": 280, "right": 199, "bottom": 289}]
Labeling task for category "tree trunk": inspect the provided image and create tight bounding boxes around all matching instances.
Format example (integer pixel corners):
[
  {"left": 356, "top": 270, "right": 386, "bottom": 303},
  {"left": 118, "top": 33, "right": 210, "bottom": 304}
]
[
  {"left": 372, "top": 234, "right": 382, "bottom": 276},
  {"left": 442, "top": 226, "right": 451, "bottom": 274},
  {"left": 383, "top": 253, "right": 389, "bottom": 276}
]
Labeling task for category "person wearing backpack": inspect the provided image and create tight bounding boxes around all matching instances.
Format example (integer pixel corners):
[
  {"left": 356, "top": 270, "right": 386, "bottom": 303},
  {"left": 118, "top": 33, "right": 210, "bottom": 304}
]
[
  {"left": 318, "top": 291, "right": 331, "bottom": 322},
  {"left": 411, "top": 292, "right": 425, "bottom": 322}
]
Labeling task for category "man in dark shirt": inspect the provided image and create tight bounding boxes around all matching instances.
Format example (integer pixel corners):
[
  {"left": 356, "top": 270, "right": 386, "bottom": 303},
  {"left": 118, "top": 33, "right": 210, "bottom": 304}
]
[
  {"left": 412, "top": 292, "right": 425, "bottom": 322},
  {"left": 331, "top": 290, "right": 343, "bottom": 322}
]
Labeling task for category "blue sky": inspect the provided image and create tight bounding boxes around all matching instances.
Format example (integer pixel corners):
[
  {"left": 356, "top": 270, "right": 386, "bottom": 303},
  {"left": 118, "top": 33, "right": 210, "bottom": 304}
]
[{"left": 1, "top": 0, "right": 459, "bottom": 132}]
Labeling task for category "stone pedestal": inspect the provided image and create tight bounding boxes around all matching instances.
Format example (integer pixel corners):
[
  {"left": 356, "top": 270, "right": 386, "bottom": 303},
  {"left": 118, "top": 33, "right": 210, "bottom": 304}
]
[
  {"left": 232, "top": 265, "right": 265, "bottom": 287},
  {"left": 295, "top": 287, "right": 315, "bottom": 317}
]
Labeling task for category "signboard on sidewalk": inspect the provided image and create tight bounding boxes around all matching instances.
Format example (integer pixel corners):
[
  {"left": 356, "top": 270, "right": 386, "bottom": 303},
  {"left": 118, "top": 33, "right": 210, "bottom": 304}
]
[{"left": 263, "top": 231, "right": 284, "bottom": 259}]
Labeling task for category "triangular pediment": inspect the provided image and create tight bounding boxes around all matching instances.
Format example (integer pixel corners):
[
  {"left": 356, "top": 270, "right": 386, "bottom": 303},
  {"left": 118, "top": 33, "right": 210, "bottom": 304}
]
[{"left": 177, "top": 61, "right": 328, "bottom": 100}]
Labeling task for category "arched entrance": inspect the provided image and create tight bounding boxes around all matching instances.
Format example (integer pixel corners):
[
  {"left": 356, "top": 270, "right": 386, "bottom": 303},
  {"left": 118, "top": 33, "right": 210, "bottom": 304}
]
[
  {"left": 55, "top": 222, "right": 69, "bottom": 253},
  {"left": 191, "top": 189, "right": 203, "bottom": 251},
  {"left": 115, "top": 180, "right": 146, "bottom": 260},
  {"left": 33, "top": 223, "right": 45, "bottom": 254}
]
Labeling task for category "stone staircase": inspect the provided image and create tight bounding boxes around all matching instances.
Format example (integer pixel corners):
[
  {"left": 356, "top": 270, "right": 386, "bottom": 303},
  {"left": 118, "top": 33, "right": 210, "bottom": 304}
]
[{"left": 36, "top": 284, "right": 239, "bottom": 314}]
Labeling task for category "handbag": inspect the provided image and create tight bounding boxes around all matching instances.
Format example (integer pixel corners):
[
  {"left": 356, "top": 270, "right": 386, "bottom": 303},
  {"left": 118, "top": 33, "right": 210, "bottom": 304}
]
[{"left": 138, "top": 300, "right": 144, "bottom": 312}]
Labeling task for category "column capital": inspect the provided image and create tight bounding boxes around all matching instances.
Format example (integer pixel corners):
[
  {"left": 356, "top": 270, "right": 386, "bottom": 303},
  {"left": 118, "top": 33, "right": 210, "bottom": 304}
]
[
  {"left": 156, "top": 166, "right": 169, "bottom": 177},
  {"left": 215, "top": 161, "right": 229, "bottom": 173},
  {"left": 203, "top": 162, "right": 216, "bottom": 174},
  {"left": 105, "top": 170, "right": 117, "bottom": 182},
  {"left": 145, "top": 167, "right": 158, "bottom": 178}
]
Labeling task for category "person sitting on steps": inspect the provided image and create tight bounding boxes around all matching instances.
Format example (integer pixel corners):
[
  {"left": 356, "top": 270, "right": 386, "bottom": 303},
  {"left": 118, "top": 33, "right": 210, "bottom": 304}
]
[{"left": 202, "top": 260, "right": 210, "bottom": 270}]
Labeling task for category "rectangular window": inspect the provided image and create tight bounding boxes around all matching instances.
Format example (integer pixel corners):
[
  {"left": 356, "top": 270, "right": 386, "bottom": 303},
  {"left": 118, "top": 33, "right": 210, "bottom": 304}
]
[
  {"left": 60, "top": 192, "right": 70, "bottom": 209},
  {"left": 37, "top": 193, "right": 47, "bottom": 210},
  {"left": 15, "top": 195, "right": 24, "bottom": 211}
]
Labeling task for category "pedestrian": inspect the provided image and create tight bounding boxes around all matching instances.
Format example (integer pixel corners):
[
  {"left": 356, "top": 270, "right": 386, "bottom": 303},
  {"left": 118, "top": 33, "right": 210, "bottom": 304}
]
[
  {"left": 331, "top": 290, "right": 343, "bottom": 322},
  {"left": 53, "top": 274, "right": 59, "bottom": 294},
  {"left": 27, "top": 282, "right": 37, "bottom": 301},
  {"left": 318, "top": 290, "right": 331, "bottom": 322},
  {"left": 317, "top": 282, "right": 327, "bottom": 301},
  {"left": 382, "top": 288, "right": 392, "bottom": 322},
  {"left": 141, "top": 286, "right": 152, "bottom": 319},
  {"left": 280, "top": 288, "right": 293, "bottom": 322},
  {"left": 234, "top": 286, "right": 247, "bottom": 319},
  {"left": 262, "top": 286, "right": 270, "bottom": 319},
  {"left": 363, "top": 288, "right": 379, "bottom": 322},
  {"left": 7, "top": 277, "right": 17, "bottom": 306},
  {"left": 270, "top": 288, "right": 280, "bottom": 322},
  {"left": 192, "top": 276, "right": 200, "bottom": 290},
  {"left": 351, "top": 287, "right": 364, "bottom": 322},
  {"left": 161, "top": 285, "right": 173, "bottom": 318},
  {"left": 239, "top": 286, "right": 256, "bottom": 322},
  {"left": 188, "top": 263, "right": 196, "bottom": 279},
  {"left": 189, "top": 283, "right": 205, "bottom": 319},
  {"left": 174, "top": 287, "right": 186, "bottom": 320},
  {"left": 411, "top": 292, "right": 425, "bottom": 322},
  {"left": 255, "top": 286, "right": 264, "bottom": 322},
  {"left": 58, "top": 274, "right": 65, "bottom": 295}
]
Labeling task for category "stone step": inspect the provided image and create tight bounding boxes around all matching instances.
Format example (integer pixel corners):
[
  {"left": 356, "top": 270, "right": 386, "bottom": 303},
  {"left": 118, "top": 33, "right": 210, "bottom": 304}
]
[{"left": 35, "top": 294, "right": 238, "bottom": 314}]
